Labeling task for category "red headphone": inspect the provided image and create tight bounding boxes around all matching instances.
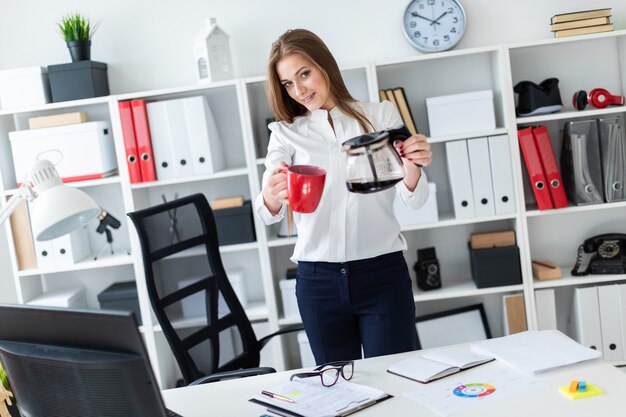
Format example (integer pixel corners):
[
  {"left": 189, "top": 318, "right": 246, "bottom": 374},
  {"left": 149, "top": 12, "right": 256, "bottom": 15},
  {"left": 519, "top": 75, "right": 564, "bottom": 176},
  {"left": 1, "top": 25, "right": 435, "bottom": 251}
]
[{"left": 573, "top": 88, "right": 625, "bottom": 110}]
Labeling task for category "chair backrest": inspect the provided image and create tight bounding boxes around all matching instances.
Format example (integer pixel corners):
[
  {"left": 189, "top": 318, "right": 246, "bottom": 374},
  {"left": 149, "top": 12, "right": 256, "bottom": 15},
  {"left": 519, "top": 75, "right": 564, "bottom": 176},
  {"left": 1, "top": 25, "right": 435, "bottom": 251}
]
[{"left": 127, "top": 193, "right": 260, "bottom": 385}]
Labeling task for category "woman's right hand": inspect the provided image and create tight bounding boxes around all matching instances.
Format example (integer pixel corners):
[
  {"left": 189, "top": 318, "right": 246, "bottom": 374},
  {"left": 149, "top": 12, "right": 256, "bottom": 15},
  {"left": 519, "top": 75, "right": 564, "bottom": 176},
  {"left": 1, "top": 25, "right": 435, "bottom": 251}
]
[{"left": 262, "top": 162, "right": 289, "bottom": 216}]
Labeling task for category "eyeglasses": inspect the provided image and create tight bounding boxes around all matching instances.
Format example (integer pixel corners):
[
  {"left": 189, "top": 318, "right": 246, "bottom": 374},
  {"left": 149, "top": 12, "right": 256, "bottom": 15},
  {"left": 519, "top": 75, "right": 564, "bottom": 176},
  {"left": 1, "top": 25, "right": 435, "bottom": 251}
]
[{"left": 289, "top": 361, "right": 354, "bottom": 387}]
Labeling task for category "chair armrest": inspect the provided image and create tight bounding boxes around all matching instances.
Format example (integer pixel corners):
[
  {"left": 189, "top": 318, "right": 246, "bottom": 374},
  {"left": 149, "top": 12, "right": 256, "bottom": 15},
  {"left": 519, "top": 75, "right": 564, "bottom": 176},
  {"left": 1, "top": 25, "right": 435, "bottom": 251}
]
[
  {"left": 189, "top": 367, "right": 276, "bottom": 385},
  {"left": 258, "top": 323, "right": 305, "bottom": 350}
]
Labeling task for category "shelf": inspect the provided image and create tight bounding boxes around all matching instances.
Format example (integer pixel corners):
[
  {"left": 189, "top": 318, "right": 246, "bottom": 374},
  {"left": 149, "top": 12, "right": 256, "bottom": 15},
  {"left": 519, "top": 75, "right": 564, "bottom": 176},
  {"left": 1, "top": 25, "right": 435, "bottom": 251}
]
[
  {"left": 163, "top": 242, "right": 259, "bottom": 260},
  {"left": 153, "top": 301, "right": 268, "bottom": 332},
  {"left": 219, "top": 242, "right": 259, "bottom": 253},
  {"left": 266, "top": 213, "right": 518, "bottom": 247},
  {"left": 401, "top": 212, "right": 517, "bottom": 232},
  {"left": 130, "top": 167, "right": 249, "bottom": 189},
  {"left": 413, "top": 280, "right": 524, "bottom": 302},
  {"left": 18, "top": 254, "right": 134, "bottom": 277},
  {"left": 116, "top": 79, "right": 239, "bottom": 101},
  {"left": 507, "top": 28, "right": 626, "bottom": 50},
  {"left": 533, "top": 272, "right": 626, "bottom": 289},
  {"left": 428, "top": 128, "right": 509, "bottom": 144},
  {"left": 4, "top": 176, "right": 121, "bottom": 196},
  {"left": 278, "top": 316, "right": 302, "bottom": 326},
  {"left": 375, "top": 44, "right": 501, "bottom": 67},
  {"left": 526, "top": 200, "right": 626, "bottom": 218},
  {"left": 256, "top": 129, "right": 508, "bottom": 154},
  {"left": 516, "top": 106, "right": 626, "bottom": 126},
  {"left": 267, "top": 237, "right": 297, "bottom": 248},
  {"left": 0, "top": 96, "right": 111, "bottom": 116}
]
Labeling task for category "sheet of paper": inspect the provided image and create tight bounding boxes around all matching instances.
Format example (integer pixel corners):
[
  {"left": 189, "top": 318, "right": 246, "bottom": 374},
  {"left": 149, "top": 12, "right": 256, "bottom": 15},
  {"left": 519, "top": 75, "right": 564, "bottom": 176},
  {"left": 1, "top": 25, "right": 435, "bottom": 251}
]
[
  {"left": 251, "top": 378, "right": 386, "bottom": 417},
  {"left": 404, "top": 363, "right": 549, "bottom": 416},
  {"left": 471, "top": 330, "right": 601, "bottom": 374}
]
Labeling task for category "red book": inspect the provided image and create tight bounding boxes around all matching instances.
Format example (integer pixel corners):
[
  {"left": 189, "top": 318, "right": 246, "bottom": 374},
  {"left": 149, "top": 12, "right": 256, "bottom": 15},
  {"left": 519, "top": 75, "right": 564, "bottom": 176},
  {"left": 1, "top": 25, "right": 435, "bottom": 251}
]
[
  {"left": 118, "top": 101, "right": 143, "bottom": 183},
  {"left": 130, "top": 99, "right": 157, "bottom": 182},
  {"left": 518, "top": 127, "right": 553, "bottom": 210},
  {"left": 532, "top": 126, "right": 568, "bottom": 208}
]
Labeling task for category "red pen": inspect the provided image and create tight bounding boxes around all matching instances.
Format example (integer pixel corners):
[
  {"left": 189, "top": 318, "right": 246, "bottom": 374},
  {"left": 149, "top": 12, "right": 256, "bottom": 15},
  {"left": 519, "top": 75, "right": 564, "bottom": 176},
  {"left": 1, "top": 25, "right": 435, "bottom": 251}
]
[{"left": 261, "top": 390, "right": 295, "bottom": 403}]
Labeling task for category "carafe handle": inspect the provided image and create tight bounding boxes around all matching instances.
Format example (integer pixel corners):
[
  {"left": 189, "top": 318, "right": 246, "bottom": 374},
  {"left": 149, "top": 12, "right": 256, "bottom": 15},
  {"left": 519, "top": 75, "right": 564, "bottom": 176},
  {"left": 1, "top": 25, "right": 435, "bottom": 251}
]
[
  {"left": 387, "top": 125, "right": 423, "bottom": 168},
  {"left": 387, "top": 125, "right": 413, "bottom": 141}
]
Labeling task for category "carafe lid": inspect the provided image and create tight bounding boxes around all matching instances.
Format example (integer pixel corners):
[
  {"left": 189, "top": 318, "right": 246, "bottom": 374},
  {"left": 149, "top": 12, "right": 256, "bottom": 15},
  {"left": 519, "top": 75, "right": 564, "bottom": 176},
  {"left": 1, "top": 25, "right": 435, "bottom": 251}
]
[{"left": 342, "top": 131, "right": 389, "bottom": 150}]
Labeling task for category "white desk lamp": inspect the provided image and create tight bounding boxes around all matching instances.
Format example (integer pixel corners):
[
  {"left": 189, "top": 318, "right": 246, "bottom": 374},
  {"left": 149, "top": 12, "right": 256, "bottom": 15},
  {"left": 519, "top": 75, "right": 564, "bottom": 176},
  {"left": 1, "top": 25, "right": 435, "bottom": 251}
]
[{"left": 0, "top": 160, "right": 101, "bottom": 241}]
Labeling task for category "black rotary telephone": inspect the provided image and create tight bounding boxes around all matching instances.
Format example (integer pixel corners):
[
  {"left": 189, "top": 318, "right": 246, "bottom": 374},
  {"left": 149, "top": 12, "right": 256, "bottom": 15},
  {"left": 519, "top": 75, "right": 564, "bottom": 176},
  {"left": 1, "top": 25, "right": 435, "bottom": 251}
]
[{"left": 571, "top": 233, "right": 626, "bottom": 276}]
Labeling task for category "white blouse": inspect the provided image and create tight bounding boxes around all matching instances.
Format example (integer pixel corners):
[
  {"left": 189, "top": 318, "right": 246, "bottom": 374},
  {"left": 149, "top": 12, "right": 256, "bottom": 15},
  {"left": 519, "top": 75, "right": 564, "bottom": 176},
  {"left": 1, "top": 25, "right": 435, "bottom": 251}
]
[{"left": 254, "top": 101, "right": 430, "bottom": 263}]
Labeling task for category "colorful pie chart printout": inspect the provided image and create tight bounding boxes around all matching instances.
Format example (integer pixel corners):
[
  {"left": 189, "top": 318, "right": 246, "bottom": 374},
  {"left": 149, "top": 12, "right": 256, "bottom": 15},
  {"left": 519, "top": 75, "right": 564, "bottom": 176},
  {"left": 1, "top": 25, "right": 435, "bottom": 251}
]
[
  {"left": 405, "top": 365, "right": 549, "bottom": 416},
  {"left": 453, "top": 383, "right": 496, "bottom": 398}
]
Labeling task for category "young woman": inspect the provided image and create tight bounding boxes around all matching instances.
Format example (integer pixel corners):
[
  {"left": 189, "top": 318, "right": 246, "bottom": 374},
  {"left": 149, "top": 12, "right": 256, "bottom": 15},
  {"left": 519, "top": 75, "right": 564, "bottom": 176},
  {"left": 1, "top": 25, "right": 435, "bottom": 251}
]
[{"left": 254, "top": 29, "right": 432, "bottom": 364}]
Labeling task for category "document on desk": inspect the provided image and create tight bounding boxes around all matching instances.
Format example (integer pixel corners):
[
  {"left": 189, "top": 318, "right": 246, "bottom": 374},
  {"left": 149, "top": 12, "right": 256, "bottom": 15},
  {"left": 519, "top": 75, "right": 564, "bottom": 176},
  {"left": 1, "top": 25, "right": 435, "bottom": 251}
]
[
  {"left": 470, "top": 330, "right": 601, "bottom": 374},
  {"left": 249, "top": 378, "right": 391, "bottom": 417},
  {"left": 405, "top": 362, "right": 548, "bottom": 416}
]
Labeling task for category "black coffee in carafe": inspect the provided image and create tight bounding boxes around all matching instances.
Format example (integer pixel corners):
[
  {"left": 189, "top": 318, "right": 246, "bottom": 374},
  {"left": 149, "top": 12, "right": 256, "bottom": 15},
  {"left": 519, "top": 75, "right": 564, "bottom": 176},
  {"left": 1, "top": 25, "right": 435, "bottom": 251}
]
[
  {"left": 342, "top": 126, "right": 412, "bottom": 194},
  {"left": 346, "top": 178, "right": 402, "bottom": 193}
]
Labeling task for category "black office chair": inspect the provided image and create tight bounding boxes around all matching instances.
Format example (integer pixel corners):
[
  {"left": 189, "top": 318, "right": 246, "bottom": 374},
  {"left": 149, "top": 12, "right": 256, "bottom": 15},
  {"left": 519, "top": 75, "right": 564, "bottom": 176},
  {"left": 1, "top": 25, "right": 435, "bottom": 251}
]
[{"left": 128, "top": 193, "right": 303, "bottom": 386}]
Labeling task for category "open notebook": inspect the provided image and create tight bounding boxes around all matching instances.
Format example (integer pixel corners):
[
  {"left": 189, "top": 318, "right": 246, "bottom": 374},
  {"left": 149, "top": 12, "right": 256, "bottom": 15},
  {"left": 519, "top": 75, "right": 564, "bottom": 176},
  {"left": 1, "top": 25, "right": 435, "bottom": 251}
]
[{"left": 387, "top": 348, "right": 494, "bottom": 383}]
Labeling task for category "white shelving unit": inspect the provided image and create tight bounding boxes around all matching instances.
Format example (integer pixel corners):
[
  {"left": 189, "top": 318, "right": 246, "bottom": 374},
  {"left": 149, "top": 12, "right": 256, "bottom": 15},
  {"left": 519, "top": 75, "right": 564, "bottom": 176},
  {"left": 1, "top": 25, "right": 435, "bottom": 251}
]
[
  {"left": 1, "top": 29, "right": 626, "bottom": 388},
  {"left": 507, "top": 31, "right": 626, "bottom": 359}
]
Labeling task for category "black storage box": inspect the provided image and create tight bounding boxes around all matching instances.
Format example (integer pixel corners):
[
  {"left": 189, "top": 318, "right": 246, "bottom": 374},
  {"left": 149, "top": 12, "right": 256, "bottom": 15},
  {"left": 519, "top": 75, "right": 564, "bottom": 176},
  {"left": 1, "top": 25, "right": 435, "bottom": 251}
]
[
  {"left": 214, "top": 201, "right": 256, "bottom": 245},
  {"left": 47, "top": 60, "right": 110, "bottom": 102},
  {"left": 468, "top": 243, "right": 522, "bottom": 288},
  {"left": 97, "top": 281, "right": 142, "bottom": 325}
]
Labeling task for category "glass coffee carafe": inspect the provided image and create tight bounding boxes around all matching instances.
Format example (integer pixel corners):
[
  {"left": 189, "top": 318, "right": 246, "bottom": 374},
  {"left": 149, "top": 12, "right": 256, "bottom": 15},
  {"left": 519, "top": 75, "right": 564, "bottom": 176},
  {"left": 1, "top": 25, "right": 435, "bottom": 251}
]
[{"left": 342, "top": 126, "right": 412, "bottom": 193}]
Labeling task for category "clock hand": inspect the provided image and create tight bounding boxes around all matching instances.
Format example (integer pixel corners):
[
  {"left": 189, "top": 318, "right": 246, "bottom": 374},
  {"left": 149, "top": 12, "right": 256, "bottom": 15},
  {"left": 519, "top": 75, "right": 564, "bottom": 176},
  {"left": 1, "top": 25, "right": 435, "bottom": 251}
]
[
  {"left": 430, "top": 11, "right": 449, "bottom": 26},
  {"left": 411, "top": 12, "right": 440, "bottom": 25}
]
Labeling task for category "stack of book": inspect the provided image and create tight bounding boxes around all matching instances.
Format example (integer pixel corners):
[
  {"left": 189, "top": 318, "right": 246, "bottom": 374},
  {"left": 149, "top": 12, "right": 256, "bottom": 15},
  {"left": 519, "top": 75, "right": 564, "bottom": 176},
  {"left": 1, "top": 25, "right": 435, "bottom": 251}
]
[
  {"left": 378, "top": 87, "right": 418, "bottom": 135},
  {"left": 550, "top": 8, "right": 613, "bottom": 38}
]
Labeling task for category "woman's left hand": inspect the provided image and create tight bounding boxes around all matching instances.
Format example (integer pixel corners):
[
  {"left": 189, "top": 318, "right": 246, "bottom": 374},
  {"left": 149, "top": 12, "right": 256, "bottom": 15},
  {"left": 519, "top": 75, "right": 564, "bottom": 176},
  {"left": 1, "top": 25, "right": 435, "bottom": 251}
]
[{"left": 395, "top": 134, "right": 432, "bottom": 168}]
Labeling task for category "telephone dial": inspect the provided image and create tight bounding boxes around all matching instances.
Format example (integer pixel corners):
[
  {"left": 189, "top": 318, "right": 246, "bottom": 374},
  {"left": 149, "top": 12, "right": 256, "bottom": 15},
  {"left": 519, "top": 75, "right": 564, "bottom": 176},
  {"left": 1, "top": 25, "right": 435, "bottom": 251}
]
[{"left": 571, "top": 233, "right": 626, "bottom": 276}]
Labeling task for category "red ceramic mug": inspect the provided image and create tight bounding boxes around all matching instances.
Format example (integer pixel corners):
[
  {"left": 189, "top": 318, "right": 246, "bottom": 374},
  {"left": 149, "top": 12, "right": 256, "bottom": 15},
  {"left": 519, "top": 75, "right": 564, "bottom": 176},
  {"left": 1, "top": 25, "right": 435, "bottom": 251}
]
[{"left": 282, "top": 165, "right": 326, "bottom": 213}]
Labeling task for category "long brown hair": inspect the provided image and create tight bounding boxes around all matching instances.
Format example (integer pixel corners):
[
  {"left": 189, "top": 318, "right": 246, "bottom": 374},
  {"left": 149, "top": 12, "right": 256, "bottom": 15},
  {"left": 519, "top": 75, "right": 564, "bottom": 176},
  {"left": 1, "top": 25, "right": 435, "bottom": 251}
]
[{"left": 266, "top": 29, "right": 373, "bottom": 133}]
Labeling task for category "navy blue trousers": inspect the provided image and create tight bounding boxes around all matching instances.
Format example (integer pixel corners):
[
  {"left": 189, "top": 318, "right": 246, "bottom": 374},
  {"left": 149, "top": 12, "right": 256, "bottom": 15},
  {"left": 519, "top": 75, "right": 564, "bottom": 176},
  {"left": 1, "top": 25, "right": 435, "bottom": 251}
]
[{"left": 296, "top": 251, "right": 418, "bottom": 365}]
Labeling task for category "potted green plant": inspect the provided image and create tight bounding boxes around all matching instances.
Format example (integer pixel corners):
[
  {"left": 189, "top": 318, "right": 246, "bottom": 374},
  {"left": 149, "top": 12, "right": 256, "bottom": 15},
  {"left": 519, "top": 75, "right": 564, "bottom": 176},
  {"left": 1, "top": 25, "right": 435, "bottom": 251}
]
[
  {"left": 57, "top": 12, "right": 98, "bottom": 62},
  {"left": 0, "top": 363, "right": 18, "bottom": 417}
]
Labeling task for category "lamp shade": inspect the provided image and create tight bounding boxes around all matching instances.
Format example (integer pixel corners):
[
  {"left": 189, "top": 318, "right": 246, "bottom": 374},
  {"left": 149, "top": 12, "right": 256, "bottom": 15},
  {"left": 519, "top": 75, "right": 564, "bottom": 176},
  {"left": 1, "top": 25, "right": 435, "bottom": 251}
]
[{"left": 28, "top": 160, "right": 101, "bottom": 241}]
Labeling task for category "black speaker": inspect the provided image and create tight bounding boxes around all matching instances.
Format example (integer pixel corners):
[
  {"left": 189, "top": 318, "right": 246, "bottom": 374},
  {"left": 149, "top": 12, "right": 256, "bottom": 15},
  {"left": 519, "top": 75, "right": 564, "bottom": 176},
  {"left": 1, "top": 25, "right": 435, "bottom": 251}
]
[{"left": 414, "top": 247, "right": 441, "bottom": 291}]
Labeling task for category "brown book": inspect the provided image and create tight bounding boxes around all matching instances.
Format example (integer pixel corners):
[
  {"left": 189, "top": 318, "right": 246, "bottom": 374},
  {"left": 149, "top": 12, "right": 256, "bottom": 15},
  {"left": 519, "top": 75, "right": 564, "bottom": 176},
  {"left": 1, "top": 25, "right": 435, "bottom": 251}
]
[
  {"left": 470, "top": 230, "right": 516, "bottom": 249},
  {"left": 392, "top": 87, "right": 418, "bottom": 136},
  {"left": 503, "top": 294, "right": 527, "bottom": 335},
  {"left": 384, "top": 89, "right": 399, "bottom": 111},
  {"left": 551, "top": 8, "right": 611, "bottom": 24},
  {"left": 550, "top": 16, "right": 610, "bottom": 31},
  {"left": 9, "top": 199, "right": 37, "bottom": 270},
  {"left": 28, "top": 112, "right": 88, "bottom": 129},
  {"left": 212, "top": 195, "right": 245, "bottom": 210},
  {"left": 555, "top": 24, "right": 613, "bottom": 38},
  {"left": 378, "top": 89, "right": 387, "bottom": 102}
]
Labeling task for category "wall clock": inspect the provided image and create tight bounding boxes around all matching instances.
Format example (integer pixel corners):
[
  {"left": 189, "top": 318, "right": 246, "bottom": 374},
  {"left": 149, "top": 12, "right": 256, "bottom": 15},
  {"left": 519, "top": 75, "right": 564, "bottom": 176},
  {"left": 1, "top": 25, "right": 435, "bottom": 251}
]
[{"left": 403, "top": 0, "right": 467, "bottom": 53}]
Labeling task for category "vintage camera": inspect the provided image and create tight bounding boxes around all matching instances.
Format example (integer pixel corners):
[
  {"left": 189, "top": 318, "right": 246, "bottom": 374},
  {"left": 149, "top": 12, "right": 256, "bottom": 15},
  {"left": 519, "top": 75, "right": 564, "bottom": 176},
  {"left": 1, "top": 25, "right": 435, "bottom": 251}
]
[{"left": 413, "top": 247, "right": 441, "bottom": 291}]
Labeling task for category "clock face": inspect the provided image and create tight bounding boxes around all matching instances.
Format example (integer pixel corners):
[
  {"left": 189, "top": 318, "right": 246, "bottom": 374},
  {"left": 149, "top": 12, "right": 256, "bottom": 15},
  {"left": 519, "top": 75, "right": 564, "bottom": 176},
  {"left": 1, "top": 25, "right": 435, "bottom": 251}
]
[{"left": 403, "top": 0, "right": 467, "bottom": 53}]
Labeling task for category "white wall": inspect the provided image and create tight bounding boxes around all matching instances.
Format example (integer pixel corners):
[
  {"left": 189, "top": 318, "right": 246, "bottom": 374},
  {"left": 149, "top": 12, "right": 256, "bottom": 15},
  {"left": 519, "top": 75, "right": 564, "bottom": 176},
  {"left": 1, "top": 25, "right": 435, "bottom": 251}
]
[{"left": 1, "top": 0, "right": 624, "bottom": 94}]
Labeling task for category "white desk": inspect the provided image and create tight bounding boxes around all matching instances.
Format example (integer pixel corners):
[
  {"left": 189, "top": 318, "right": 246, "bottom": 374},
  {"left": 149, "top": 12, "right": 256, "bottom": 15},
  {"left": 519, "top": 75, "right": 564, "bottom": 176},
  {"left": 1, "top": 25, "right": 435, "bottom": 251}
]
[{"left": 162, "top": 347, "right": 626, "bottom": 416}]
